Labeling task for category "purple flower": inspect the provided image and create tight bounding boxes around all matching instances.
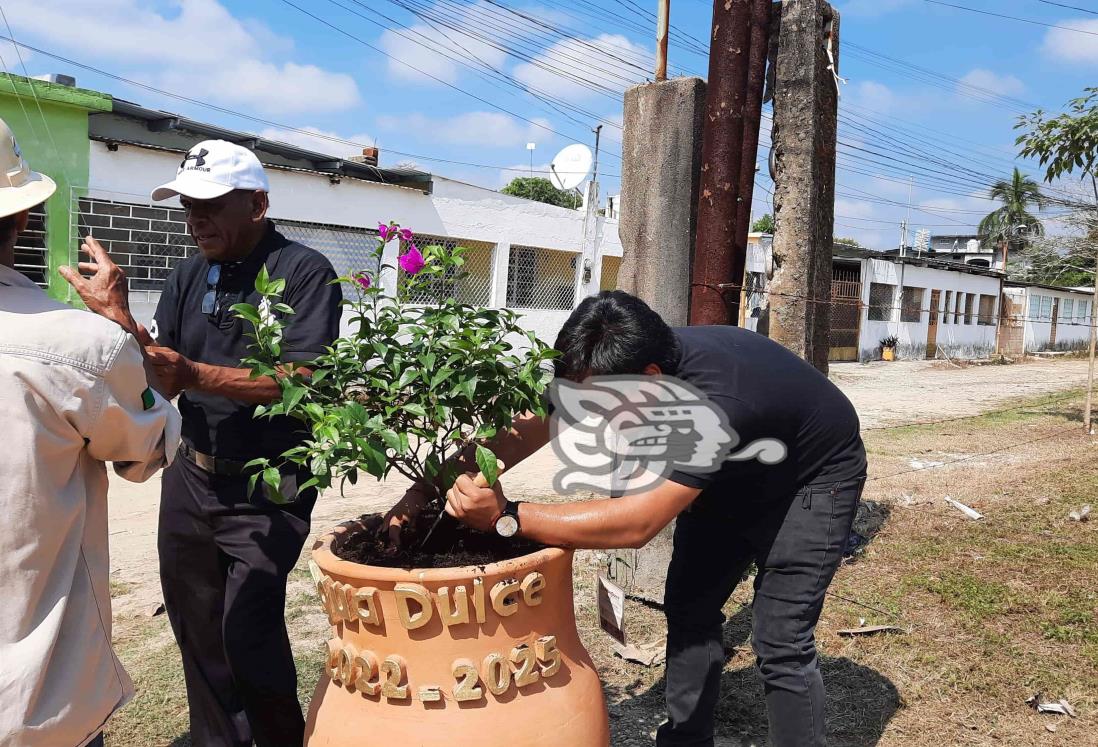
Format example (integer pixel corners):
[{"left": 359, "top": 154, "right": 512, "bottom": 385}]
[
  {"left": 378, "top": 223, "right": 394, "bottom": 242},
  {"left": 354, "top": 273, "right": 371, "bottom": 290},
  {"left": 398, "top": 244, "right": 426, "bottom": 276},
  {"left": 398, "top": 227, "right": 414, "bottom": 243}
]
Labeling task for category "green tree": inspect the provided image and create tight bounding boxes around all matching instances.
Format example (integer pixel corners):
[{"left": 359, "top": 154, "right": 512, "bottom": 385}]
[
  {"left": 751, "top": 213, "right": 775, "bottom": 233},
  {"left": 1016, "top": 87, "right": 1098, "bottom": 184},
  {"left": 501, "top": 177, "right": 576, "bottom": 208},
  {"left": 978, "top": 168, "right": 1046, "bottom": 259}
]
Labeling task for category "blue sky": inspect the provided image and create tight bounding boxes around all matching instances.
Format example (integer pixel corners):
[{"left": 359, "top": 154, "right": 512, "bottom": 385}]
[{"left": 1, "top": 0, "right": 1095, "bottom": 249}]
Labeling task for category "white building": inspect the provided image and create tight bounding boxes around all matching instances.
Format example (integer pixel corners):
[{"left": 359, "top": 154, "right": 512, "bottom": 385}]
[
  {"left": 1002, "top": 281, "right": 1094, "bottom": 354},
  {"left": 81, "top": 99, "right": 622, "bottom": 348}
]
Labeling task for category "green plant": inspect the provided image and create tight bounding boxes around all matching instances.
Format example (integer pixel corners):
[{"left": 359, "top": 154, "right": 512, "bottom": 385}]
[
  {"left": 879, "top": 335, "right": 899, "bottom": 349},
  {"left": 751, "top": 213, "right": 774, "bottom": 234},
  {"left": 233, "top": 223, "right": 558, "bottom": 504},
  {"left": 501, "top": 177, "right": 577, "bottom": 209}
]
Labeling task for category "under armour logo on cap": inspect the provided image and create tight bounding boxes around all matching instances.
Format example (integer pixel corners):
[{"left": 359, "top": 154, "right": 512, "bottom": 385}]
[{"left": 180, "top": 148, "right": 209, "bottom": 170}]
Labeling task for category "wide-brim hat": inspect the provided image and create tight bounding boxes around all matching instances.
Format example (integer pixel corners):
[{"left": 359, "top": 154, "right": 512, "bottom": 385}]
[{"left": 0, "top": 169, "right": 56, "bottom": 219}]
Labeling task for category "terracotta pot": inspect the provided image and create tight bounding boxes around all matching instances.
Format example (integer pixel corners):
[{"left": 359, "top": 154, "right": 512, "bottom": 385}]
[
  {"left": 304, "top": 518, "right": 610, "bottom": 746},
  {"left": 882, "top": 347, "right": 895, "bottom": 361}
]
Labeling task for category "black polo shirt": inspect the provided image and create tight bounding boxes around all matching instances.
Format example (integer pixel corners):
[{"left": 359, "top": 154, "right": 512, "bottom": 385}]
[
  {"left": 667, "top": 326, "right": 866, "bottom": 502},
  {"left": 153, "top": 222, "right": 342, "bottom": 461}
]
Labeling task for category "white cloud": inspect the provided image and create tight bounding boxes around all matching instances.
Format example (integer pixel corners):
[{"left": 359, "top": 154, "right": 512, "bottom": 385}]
[
  {"left": 498, "top": 161, "right": 555, "bottom": 188},
  {"left": 257, "top": 127, "right": 374, "bottom": 158},
  {"left": 377, "top": 111, "right": 552, "bottom": 149},
  {"left": 845, "top": 80, "right": 900, "bottom": 116},
  {"left": 958, "top": 69, "right": 1025, "bottom": 98},
  {"left": 1, "top": 0, "right": 361, "bottom": 115},
  {"left": 513, "top": 33, "right": 650, "bottom": 101},
  {"left": 1042, "top": 18, "right": 1098, "bottom": 64}
]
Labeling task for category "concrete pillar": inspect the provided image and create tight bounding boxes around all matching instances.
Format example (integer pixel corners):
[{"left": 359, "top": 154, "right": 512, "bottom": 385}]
[
  {"left": 574, "top": 180, "right": 602, "bottom": 303},
  {"left": 490, "top": 241, "right": 511, "bottom": 309},
  {"left": 379, "top": 237, "right": 401, "bottom": 298},
  {"left": 769, "top": 0, "right": 840, "bottom": 373},
  {"left": 618, "top": 77, "right": 706, "bottom": 328}
]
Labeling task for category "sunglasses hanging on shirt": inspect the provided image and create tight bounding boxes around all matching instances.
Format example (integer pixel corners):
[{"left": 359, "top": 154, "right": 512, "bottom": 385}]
[{"left": 201, "top": 263, "right": 222, "bottom": 316}]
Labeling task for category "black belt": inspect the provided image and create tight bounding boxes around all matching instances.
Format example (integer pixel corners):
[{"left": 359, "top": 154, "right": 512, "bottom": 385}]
[{"left": 179, "top": 442, "right": 250, "bottom": 476}]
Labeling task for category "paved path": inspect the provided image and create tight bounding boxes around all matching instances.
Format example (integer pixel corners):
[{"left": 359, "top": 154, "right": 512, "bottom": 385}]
[{"left": 106, "top": 358, "right": 1093, "bottom": 613}]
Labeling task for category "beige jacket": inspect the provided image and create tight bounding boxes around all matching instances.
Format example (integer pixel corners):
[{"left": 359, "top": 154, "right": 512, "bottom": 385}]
[{"left": 0, "top": 265, "right": 181, "bottom": 747}]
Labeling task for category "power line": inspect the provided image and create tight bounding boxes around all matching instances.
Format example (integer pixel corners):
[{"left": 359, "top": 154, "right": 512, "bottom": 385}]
[
  {"left": 277, "top": 0, "right": 624, "bottom": 162},
  {"left": 1033, "top": 0, "right": 1098, "bottom": 15},
  {"left": 0, "top": 35, "right": 625, "bottom": 182},
  {"left": 922, "top": 0, "right": 1098, "bottom": 36}
]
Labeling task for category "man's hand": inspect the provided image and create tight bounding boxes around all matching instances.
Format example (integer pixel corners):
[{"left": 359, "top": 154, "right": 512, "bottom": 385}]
[
  {"left": 145, "top": 346, "right": 200, "bottom": 400},
  {"left": 382, "top": 483, "right": 435, "bottom": 547},
  {"left": 59, "top": 236, "right": 140, "bottom": 335},
  {"left": 445, "top": 472, "right": 507, "bottom": 533}
]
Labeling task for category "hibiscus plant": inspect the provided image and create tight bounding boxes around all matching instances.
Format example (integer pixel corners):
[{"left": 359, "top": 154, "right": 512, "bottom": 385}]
[{"left": 233, "top": 222, "right": 558, "bottom": 506}]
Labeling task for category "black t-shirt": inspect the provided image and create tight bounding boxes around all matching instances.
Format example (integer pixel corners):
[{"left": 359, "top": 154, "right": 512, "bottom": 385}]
[
  {"left": 153, "top": 223, "right": 342, "bottom": 461},
  {"left": 666, "top": 326, "right": 866, "bottom": 501}
]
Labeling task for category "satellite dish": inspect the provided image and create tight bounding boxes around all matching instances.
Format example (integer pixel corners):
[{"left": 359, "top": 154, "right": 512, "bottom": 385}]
[{"left": 549, "top": 144, "right": 593, "bottom": 190}]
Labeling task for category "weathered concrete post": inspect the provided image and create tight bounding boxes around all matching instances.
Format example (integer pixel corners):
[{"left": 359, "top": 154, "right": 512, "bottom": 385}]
[
  {"left": 618, "top": 78, "right": 706, "bottom": 327},
  {"left": 769, "top": 0, "right": 840, "bottom": 373}
]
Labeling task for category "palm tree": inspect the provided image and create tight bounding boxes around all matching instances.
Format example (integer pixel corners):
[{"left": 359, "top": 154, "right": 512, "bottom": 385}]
[{"left": 978, "top": 168, "right": 1046, "bottom": 269}]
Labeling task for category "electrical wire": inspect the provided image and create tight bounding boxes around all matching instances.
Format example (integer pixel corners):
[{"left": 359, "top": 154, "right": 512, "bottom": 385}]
[{"left": 922, "top": 0, "right": 1098, "bottom": 36}]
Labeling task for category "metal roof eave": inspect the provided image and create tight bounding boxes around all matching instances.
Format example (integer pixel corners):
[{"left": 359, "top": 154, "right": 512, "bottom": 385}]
[{"left": 93, "top": 99, "right": 433, "bottom": 193}]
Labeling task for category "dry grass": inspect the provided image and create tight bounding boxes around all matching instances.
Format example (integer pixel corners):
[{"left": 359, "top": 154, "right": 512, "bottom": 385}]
[{"left": 104, "top": 390, "right": 1097, "bottom": 746}]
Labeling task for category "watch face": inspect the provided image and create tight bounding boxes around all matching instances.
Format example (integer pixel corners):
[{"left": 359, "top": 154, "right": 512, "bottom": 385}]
[{"left": 495, "top": 514, "right": 519, "bottom": 538}]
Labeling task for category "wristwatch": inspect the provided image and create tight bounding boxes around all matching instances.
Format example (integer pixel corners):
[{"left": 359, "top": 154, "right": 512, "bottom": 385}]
[{"left": 494, "top": 501, "right": 523, "bottom": 538}]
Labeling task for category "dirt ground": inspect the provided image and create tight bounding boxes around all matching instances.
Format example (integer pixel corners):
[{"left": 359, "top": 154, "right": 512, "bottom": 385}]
[{"left": 101, "top": 358, "right": 1098, "bottom": 746}]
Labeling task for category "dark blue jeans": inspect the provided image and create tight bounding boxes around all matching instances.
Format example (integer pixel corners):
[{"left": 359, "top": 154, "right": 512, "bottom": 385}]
[{"left": 656, "top": 477, "right": 865, "bottom": 747}]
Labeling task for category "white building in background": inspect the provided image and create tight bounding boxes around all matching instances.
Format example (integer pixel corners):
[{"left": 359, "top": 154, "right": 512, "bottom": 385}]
[
  {"left": 81, "top": 98, "right": 622, "bottom": 348},
  {"left": 1002, "top": 281, "right": 1094, "bottom": 354},
  {"left": 857, "top": 255, "right": 1003, "bottom": 361}
]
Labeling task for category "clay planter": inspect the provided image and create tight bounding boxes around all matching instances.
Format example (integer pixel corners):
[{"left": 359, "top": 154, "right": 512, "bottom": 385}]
[{"left": 304, "top": 518, "right": 610, "bottom": 746}]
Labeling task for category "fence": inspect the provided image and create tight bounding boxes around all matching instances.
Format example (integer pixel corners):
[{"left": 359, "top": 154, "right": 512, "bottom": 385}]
[{"left": 399, "top": 234, "right": 494, "bottom": 306}]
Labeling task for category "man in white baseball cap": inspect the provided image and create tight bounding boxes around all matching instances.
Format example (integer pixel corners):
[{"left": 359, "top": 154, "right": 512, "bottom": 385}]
[
  {"left": 71, "top": 138, "right": 341, "bottom": 746},
  {"left": 0, "top": 116, "right": 181, "bottom": 747}
]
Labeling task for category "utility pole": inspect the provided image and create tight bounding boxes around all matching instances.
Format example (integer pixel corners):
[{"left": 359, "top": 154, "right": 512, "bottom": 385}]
[
  {"left": 689, "top": 0, "right": 754, "bottom": 326},
  {"left": 656, "top": 0, "right": 670, "bottom": 82}
]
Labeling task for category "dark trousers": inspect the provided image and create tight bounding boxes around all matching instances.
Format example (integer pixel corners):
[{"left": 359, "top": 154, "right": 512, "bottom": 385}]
[
  {"left": 86, "top": 735, "right": 104, "bottom": 747},
  {"left": 159, "top": 456, "right": 316, "bottom": 747},
  {"left": 656, "top": 477, "right": 864, "bottom": 747}
]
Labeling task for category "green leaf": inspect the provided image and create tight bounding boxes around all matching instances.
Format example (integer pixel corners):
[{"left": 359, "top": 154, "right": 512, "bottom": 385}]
[
  {"left": 283, "top": 386, "right": 307, "bottom": 412},
  {"left": 403, "top": 403, "right": 427, "bottom": 419},
  {"left": 261, "top": 467, "right": 286, "bottom": 504},
  {"left": 475, "top": 444, "right": 499, "bottom": 487},
  {"left": 231, "top": 304, "right": 261, "bottom": 325}
]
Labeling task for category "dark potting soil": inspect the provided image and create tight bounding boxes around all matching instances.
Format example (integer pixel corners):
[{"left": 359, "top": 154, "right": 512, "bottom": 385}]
[{"left": 334, "top": 508, "right": 545, "bottom": 569}]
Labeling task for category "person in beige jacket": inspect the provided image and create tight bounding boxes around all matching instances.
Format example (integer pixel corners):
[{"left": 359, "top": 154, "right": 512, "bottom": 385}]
[{"left": 0, "top": 118, "right": 181, "bottom": 747}]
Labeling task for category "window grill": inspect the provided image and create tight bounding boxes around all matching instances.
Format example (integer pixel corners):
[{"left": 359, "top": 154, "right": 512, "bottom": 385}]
[
  {"left": 901, "top": 287, "right": 924, "bottom": 323},
  {"left": 13, "top": 203, "right": 47, "bottom": 288},
  {"left": 398, "top": 234, "right": 494, "bottom": 306},
  {"left": 868, "top": 282, "right": 894, "bottom": 321},
  {"left": 600, "top": 255, "right": 621, "bottom": 292},
  {"left": 507, "top": 245, "right": 578, "bottom": 310},
  {"left": 276, "top": 219, "right": 380, "bottom": 290}
]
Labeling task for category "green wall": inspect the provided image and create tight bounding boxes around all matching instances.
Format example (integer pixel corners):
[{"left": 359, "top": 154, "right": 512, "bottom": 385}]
[{"left": 0, "top": 76, "right": 110, "bottom": 301}]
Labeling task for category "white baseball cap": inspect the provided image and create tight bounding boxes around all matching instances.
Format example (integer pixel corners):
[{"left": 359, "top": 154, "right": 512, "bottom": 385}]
[
  {"left": 0, "top": 117, "right": 56, "bottom": 219},
  {"left": 151, "top": 139, "right": 269, "bottom": 202}
]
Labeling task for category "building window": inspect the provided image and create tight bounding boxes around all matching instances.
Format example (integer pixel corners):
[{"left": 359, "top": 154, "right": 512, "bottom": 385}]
[
  {"left": 901, "top": 286, "right": 924, "bottom": 323},
  {"left": 868, "top": 283, "right": 895, "bottom": 321},
  {"left": 1061, "top": 298, "right": 1074, "bottom": 321},
  {"left": 978, "top": 294, "right": 995, "bottom": 325},
  {"left": 965, "top": 293, "right": 976, "bottom": 325},
  {"left": 1040, "top": 295, "right": 1053, "bottom": 321},
  {"left": 507, "top": 245, "right": 577, "bottom": 310},
  {"left": 1080, "top": 300, "right": 1092, "bottom": 323},
  {"left": 943, "top": 290, "right": 953, "bottom": 324},
  {"left": 13, "top": 203, "right": 48, "bottom": 288}
]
